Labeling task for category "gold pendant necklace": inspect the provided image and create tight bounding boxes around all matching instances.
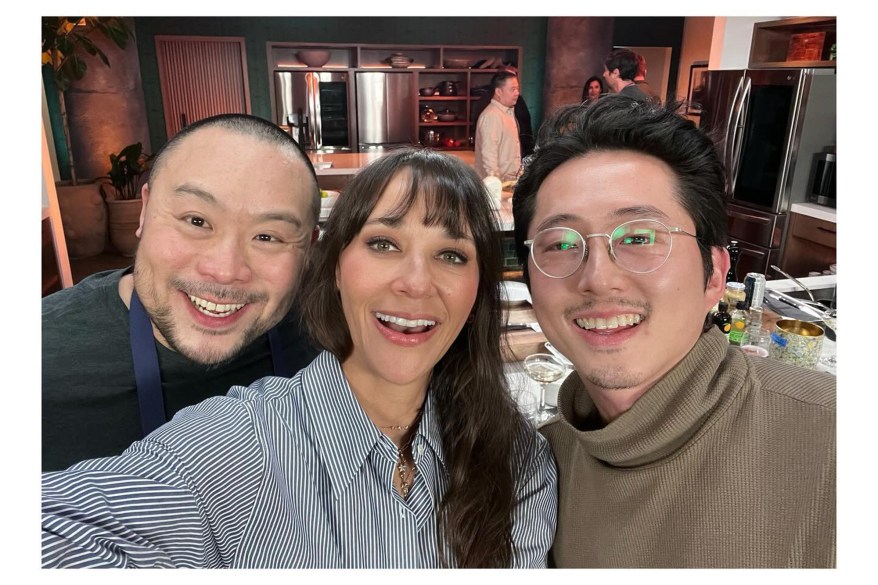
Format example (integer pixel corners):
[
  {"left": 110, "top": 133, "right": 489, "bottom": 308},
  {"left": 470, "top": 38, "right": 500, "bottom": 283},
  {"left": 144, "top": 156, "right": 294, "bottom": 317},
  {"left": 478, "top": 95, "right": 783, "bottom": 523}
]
[
  {"left": 397, "top": 449, "right": 415, "bottom": 498},
  {"left": 388, "top": 409, "right": 423, "bottom": 499}
]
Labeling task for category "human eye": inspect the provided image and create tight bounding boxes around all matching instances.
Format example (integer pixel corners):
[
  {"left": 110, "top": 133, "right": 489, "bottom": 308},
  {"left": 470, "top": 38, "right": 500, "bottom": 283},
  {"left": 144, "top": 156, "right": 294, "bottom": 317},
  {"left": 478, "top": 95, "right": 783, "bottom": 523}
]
[
  {"left": 438, "top": 249, "right": 469, "bottom": 265},
  {"left": 615, "top": 227, "right": 656, "bottom": 246},
  {"left": 255, "top": 233, "right": 281, "bottom": 243},
  {"left": 539, "top": 229, "right": 580, "bottom": 254},
  {"left": 365, "top": 236, "right": 399, "bottom": 253},
  {"left": 183, "top": 215, "right": 210, "bottom": 230}
]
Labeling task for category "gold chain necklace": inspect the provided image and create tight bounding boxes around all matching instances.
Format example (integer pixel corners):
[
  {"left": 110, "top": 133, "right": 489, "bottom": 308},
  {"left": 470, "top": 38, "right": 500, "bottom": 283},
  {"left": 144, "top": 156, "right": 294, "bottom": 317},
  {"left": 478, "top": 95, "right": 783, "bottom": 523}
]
[{"left": 385, "top": 409, "right": 423, "bottom": 499}]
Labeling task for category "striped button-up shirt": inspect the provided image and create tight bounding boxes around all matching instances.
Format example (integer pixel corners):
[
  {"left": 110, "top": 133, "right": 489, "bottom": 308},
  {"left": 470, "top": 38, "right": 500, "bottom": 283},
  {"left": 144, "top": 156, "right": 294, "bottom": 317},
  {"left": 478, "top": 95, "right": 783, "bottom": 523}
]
[{"left": 42, "top": 351, "right": 558, "bottom": 568}]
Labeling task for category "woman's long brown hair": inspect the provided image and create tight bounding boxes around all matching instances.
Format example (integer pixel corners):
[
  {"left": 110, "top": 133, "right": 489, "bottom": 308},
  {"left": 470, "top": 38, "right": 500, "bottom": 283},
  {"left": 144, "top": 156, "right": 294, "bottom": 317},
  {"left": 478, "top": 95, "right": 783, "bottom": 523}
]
[{"left": 299, "top": 148, "right": 526, "bottom": 567}]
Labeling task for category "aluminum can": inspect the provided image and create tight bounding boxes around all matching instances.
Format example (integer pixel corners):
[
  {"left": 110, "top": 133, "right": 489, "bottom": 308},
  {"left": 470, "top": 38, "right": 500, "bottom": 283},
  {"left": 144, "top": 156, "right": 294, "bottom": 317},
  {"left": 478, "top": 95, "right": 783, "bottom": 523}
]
[{"left": 744, "top": 272, "right": 767, "bottom": 309}]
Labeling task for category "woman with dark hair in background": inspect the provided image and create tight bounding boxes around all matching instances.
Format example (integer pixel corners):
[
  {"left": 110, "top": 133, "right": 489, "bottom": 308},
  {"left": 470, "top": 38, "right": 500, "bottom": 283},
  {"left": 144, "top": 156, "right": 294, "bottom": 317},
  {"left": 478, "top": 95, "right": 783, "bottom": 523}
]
[
  {"left": 582, "top": 75, "right": 605, "bottom": 103},
  {"left": 42, "top": 148, "right": 557, "bottom": 568}
]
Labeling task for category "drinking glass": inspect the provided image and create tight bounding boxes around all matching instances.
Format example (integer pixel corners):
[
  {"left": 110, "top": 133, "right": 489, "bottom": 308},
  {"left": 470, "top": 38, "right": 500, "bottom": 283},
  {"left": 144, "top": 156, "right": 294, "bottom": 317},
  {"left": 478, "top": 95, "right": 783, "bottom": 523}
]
[{"left": 523, "top": 353, "right": 566, "bottom": 424}]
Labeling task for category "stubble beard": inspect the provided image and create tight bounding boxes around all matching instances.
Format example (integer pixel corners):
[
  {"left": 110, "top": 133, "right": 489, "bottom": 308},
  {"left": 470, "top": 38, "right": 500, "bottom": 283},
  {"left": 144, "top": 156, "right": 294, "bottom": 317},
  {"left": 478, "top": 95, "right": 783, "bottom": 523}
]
[
  {"left": 561, "top": 297, "right": 651, "bottom": 392},
  {"left": 133, "top": 265, "right": 296, "bottom": 367}
]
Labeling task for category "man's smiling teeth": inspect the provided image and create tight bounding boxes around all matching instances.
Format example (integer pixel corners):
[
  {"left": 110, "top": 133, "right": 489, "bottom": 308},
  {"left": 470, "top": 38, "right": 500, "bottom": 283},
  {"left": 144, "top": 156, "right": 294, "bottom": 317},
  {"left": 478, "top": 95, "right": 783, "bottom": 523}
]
[
  {"left": 375, "top": 312, "right": 436, "bottom": 328},
  {"left": 576, "top": 314, "right": 643, "bottom": 330},
  {"left": 188, "top": 294, "right": 245, "bottom": 317}
]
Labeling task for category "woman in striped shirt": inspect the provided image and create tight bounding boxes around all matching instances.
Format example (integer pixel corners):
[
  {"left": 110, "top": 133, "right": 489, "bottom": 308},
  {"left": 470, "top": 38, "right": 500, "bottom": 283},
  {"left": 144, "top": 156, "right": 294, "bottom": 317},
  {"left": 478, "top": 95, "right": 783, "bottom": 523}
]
[{"left": 42, "top": 148, "right": 557, "bottom": 568}]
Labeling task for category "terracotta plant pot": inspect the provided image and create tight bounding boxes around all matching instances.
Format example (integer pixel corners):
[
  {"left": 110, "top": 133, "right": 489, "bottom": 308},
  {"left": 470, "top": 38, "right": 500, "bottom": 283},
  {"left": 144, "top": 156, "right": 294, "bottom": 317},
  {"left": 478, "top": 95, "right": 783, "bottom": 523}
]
[
  {"left": 106, "top": 197, "right": 143, "bottom": 257},
  {"left": 55, "top": 181, "right": 108, "bottom": 258}
]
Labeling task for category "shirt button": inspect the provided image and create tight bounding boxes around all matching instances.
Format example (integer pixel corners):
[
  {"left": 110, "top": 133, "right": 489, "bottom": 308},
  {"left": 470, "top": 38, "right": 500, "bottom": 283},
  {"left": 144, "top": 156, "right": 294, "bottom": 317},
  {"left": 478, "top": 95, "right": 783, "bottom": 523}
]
[
  {"left": 417, "top": 444, "right": 425, "bottom": 456},
  {"left": 399, "top": 505, "right": 406, "bottom": 518}
]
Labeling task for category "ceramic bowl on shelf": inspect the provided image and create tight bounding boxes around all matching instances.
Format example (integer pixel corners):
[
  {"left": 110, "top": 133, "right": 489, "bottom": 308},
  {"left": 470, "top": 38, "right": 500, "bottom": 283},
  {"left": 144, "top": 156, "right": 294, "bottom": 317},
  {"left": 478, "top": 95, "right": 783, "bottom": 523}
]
[
  {"left": 437, "top": 113, "right": 457, "bottom": 122},
  {"left": 386, "top": 53, "right": 414, "bottom": 68},
  {"left": 296, "top": 50, "right": 331, "bottom": 67},
  {"left": 419, "top": 87, "right": 437, "bottom": 96},
  {"left": 444, "top": 58, "right": 470, "bottom": 69}
]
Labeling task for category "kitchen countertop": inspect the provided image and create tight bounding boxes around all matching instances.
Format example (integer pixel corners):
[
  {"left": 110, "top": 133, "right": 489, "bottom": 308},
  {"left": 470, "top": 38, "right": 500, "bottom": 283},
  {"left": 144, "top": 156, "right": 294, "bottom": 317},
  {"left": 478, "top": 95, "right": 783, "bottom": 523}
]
[
  {"left": 790, "top": 202, "right": 837, "bottom": 223},
  {"left": 317, "top": 160, "right": 515, "bottom": 232},
  {"left": 308, "top": 150, "right": 476, "bottom": 176}
]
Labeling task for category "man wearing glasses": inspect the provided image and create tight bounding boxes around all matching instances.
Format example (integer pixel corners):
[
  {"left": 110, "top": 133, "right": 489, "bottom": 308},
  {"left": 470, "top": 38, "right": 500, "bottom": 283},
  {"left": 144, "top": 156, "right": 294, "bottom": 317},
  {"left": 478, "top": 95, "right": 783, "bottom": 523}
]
[{"left": 512, "top": 96, "right": 835, "bottom": 568}]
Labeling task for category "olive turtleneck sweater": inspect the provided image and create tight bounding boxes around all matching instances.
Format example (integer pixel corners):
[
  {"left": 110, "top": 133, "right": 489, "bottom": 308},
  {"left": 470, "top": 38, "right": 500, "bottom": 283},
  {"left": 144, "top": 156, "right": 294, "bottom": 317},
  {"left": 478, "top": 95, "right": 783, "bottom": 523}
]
[{"left": 540, "top": 327, "right": 835, "bottom": 568}]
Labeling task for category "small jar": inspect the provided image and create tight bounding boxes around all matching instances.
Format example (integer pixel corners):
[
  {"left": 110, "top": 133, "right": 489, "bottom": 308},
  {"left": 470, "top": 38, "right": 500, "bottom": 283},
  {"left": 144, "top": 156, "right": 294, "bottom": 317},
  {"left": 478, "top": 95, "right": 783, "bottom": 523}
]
[{"left": 724, "top": 282, "right": 746, "bottom": 307}]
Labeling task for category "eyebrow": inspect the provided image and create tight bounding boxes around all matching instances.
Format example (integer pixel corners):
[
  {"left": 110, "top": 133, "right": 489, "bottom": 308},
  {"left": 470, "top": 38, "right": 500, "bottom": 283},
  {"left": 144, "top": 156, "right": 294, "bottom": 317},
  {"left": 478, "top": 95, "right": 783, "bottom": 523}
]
[
  {"left": 363, "top": 216, "right": 474, "bottom": 242},
  {"left": 174, "top": 183, "right": 304, "bottom": 229},
  {"left": 535, "top": 205, "right": 673, "bottom": 232}
]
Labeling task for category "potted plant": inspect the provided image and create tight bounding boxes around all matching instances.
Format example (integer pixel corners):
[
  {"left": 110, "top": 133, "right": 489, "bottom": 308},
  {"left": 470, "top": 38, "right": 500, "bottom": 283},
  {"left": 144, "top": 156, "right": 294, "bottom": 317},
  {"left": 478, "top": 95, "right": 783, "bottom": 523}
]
[
  {"left": 100, "top": 142, "right": 153, "bottom": 257},
  {"left": 42, "top": 17, "right": 134, "bottom": 258}
]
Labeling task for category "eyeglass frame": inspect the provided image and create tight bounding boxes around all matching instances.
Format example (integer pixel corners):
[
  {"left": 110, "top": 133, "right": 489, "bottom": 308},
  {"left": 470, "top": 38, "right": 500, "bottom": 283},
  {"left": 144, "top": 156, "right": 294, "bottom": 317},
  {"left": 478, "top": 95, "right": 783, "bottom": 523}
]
[{"left": 523, "top": 218, "right": 697, "bottom": 279}]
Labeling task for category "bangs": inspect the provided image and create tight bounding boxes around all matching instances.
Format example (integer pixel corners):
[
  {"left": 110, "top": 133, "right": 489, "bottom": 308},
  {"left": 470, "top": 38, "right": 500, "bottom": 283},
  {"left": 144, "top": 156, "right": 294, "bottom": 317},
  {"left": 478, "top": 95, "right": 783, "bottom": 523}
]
[{"left": 380, "top": 161, "right": 472, "bottom": 240}]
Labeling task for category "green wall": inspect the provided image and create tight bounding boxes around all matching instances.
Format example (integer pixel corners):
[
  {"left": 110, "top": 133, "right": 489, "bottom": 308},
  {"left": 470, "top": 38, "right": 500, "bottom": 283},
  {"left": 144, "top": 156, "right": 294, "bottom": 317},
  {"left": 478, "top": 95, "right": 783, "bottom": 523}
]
[
  {"left": 132, "top": 16, "right": 549, "bottom": 150},
  {"left": 126, "top": 16, "right": 685, "bottom": 153}
]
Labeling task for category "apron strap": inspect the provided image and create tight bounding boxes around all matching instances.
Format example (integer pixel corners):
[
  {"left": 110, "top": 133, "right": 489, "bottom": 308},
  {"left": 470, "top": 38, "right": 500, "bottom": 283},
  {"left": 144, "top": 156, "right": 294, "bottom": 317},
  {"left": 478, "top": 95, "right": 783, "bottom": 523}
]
[
  {"left": 129, "top": 289, "right": 292, "bottom": 438},
  {"left": 129, "top": 289, "right": 166, "bottom": 437}
]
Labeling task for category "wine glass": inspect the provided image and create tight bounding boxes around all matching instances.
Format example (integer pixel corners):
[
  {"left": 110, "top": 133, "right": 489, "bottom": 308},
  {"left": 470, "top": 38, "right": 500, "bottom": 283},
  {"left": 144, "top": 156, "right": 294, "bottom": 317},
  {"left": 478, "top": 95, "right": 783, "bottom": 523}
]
[{"left": 523, "top": 353, "right": 567, "bottom": 424}]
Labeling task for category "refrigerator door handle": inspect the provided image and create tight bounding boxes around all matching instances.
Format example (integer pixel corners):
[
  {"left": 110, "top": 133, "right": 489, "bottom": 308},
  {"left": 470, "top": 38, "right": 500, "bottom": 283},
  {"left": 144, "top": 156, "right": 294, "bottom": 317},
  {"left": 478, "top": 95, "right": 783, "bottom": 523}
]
[
  {"left": 723, "top": 75, "right": 745, "bottom": 194},
  {"left": 729, "top": 76, "right": 752, "bottom": 193},
  {"left": 305, "top": 72, "right": 322, "bottom": 149}
]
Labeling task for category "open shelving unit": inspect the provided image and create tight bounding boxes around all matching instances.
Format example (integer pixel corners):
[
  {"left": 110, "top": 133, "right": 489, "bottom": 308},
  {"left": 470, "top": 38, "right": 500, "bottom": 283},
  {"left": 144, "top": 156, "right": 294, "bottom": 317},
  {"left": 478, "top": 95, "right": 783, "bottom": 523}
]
[
  {"left": 749, "top": 17, "right": 836, "bottom": 69},
  {"left": 267, "top": 42, "right": 522, "bottom": 151}
]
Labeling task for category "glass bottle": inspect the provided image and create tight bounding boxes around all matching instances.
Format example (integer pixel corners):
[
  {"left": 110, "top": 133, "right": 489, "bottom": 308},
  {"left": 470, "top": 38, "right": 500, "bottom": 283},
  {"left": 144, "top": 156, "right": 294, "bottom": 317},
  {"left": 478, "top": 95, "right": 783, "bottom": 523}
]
[
  {"left": 726, "top": 241, "right": 740, "bottom": 282},
  {"left": 713, "top": 301, "right": 732, "bottom": 338},
  {"left": 724, "top": 282, "right": 746, "bottom": 308},
  {"left": 728, "top": 301, "right": 749, "bottom": 346}
]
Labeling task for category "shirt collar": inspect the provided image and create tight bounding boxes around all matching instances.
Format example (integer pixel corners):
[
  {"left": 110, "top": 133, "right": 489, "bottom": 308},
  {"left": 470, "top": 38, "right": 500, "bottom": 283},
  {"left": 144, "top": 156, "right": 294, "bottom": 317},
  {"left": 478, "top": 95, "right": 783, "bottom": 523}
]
[
  {"left": 489, "top": 98, "right": 515, "bottom": 114},
  {"left": 300, "top": 351, "right": 445, "bottom": 497}
]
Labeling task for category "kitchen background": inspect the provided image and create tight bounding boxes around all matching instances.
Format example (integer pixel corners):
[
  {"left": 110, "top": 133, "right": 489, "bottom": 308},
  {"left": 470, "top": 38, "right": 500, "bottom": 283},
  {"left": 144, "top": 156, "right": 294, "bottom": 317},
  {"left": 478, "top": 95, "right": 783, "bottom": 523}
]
[
  {"left": 40, "top": 16, "right": 836, "bottom": 292},
  {"left": 44, "top": 16, "right": 687, "bottom": 176}
]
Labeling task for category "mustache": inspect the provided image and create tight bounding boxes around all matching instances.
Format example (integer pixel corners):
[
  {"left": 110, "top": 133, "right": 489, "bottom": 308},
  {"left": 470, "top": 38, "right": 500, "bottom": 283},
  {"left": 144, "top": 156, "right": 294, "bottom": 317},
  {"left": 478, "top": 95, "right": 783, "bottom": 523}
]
[
  {"left": 561, "top": 297, "right": 651, "bottom": 320},
  {"left": 170, "top": 277, "right": 269, "bottom": 305}
]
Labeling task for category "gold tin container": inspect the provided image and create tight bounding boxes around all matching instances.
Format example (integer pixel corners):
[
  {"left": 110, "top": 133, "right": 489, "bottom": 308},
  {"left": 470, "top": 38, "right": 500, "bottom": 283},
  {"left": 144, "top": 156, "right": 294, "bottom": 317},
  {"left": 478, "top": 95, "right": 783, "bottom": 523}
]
[{"left": 769, "top": 319, "right": 824, "bottom": 369}]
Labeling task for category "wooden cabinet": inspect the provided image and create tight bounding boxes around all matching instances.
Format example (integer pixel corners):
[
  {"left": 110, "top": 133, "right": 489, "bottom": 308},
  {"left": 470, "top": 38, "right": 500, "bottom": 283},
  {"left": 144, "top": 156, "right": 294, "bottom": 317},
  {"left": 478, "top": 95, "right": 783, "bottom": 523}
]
[
  {"left": 749, "top": 17, "right": 836, "bottom": 69},
  {"left": 780, "top": 212, "right": 836, "bottom": 277},
  {"left": 268, "top": 42, "right": 522, "bottom": 151}
]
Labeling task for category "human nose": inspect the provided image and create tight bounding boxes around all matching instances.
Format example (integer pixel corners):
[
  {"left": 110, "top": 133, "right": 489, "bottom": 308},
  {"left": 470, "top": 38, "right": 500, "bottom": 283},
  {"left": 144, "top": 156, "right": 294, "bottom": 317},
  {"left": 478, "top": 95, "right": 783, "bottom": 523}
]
[
  {"left": 195, "top": 234, "right": 252, "bottom": 284},
  {"left": 574, "top": 235, "right": 623, "bottom": 294},
  {"left": 391, "top": 253, "right": 436, "bottom": 298}
]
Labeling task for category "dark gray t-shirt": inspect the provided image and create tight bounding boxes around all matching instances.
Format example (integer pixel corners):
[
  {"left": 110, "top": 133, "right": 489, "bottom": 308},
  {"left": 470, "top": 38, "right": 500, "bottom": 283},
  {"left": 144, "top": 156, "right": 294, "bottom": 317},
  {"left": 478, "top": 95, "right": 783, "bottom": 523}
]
[{"left": 42, "top": 268, "right": 319, "bottom": 471}]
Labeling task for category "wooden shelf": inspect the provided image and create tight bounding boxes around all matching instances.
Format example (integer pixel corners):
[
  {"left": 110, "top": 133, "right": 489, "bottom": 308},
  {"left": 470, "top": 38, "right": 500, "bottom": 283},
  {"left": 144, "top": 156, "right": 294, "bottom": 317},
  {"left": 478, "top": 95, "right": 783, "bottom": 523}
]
[
  {"left": 419, "top": 121, "right": 467, "bottom": 126},
  {"left": 749, "top": 17, "right": 836, "bottom": 68},
  {"left": 418, "top": 96, "right": 467, "bottom": 101}
]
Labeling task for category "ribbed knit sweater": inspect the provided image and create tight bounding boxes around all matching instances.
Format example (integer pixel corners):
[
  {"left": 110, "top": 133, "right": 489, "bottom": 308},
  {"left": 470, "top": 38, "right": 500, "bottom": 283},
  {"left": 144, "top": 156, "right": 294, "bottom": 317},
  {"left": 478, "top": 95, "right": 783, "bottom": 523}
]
[{"left": 540, "top": 327, "right": 835, "bottom": 568}]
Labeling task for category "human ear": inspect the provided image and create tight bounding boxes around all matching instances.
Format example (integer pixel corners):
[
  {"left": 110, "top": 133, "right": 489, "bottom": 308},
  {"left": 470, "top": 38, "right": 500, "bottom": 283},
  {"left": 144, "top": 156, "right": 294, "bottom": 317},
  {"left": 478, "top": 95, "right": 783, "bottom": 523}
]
[
  {"left": 135, "top": 183, "right": 150, "bottom": 239},
  {"left": 704, "top": 246, "right": 730, "bottom": 311}
]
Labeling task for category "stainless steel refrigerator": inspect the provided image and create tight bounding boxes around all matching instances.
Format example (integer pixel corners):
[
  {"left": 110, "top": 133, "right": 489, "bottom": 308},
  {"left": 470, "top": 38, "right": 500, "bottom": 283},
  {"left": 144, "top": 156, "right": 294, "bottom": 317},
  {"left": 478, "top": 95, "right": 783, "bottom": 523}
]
[
  {"left": 698, "top": 68, "right": 836, "bottom": 278},
  {"left": 274, "top": 71, "right": 354, "bottom": 151},
  {"left": 355, "top": 72, "right": 416, "bottom": 151}
]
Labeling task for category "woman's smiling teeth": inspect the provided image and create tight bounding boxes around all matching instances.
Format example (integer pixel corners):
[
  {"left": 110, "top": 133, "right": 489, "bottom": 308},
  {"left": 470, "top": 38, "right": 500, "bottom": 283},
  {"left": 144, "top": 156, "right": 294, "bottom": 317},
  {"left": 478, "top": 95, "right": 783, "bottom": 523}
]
[
  {"left": 375, "top": 311, "right": 436, "bottom": 333},
  {"left": 188, "top": 294, "right": 245, "bottom": 317},
  {"left": 576, "top": 314, "right": 643, "bottom": 330}
]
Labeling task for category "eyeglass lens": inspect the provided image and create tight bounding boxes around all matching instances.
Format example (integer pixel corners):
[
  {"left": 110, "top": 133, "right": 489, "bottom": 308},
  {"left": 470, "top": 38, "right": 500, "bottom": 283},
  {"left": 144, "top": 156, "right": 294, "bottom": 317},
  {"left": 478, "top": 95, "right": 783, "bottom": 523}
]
[{"left": 531, "top": 220, "right": 674, "bottom": 277}]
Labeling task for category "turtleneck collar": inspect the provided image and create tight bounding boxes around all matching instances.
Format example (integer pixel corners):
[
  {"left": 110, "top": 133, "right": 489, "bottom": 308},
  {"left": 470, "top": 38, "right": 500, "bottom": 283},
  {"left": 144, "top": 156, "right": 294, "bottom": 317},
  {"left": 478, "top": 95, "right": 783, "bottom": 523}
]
[{"left": 552, "top": 327, "right": 746, "bottom": 467}]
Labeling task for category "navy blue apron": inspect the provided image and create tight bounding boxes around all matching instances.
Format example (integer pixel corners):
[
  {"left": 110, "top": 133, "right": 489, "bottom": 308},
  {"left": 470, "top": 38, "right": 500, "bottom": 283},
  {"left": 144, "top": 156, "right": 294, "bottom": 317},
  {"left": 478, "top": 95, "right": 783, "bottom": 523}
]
[{"left": 129, "top": 289, "right": 291, "bottom": 437}]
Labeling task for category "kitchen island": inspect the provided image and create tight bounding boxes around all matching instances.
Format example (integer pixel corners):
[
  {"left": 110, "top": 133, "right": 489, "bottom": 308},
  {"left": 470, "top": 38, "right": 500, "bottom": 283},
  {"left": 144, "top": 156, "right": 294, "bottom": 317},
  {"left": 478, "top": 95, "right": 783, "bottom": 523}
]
[{"left": 308, "top": 150, "right": 476, "bottom": 176}]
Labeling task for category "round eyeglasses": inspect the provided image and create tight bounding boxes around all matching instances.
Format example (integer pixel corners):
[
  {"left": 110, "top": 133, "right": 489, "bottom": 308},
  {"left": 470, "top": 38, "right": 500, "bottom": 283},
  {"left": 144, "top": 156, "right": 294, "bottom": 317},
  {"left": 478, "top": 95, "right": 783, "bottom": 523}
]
[{"left": 524, "top": 219, "right": 697, "bottom": 279}]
